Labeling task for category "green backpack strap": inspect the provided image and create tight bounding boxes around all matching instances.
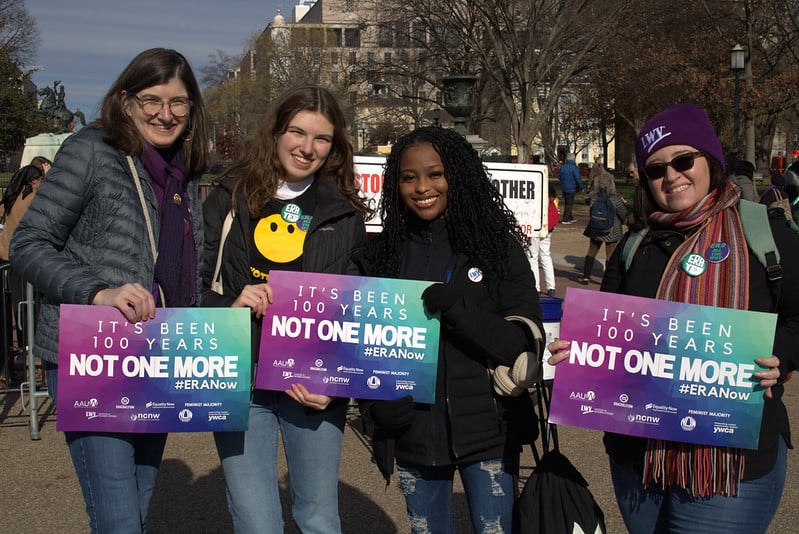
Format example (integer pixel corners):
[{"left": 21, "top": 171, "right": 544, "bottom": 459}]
[
  {"left": 622, "top": 200, "right": 783, "bottom": 285},
  {"left": 738, "top": 199, "right": 782, "bottom": 283},
  {"left": 621, "top": 228, "right": 648, "bottom": 272}
]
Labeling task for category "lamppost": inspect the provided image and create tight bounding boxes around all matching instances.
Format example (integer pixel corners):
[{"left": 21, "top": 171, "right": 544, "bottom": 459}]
[
  {"left": 358, "top": 128, "right": 366, "bottom": 152},
  {"left": 730, "top": 44, "right": 745, "bottom": 149}
]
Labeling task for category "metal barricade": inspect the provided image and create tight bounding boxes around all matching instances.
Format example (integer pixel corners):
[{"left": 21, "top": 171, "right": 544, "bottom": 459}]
[
  {"left": 0, "top": 262, "right": 49, "bottom": 439},
  {"left": 19, "top": 282, "right": 48, "bottom": 439}
]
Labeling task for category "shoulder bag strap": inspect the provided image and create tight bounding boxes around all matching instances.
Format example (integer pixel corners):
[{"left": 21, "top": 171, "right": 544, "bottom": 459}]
[
  {"left": 211, "top": 210, "right": 235, "bottom": 295},
  {"left": 126, "top": 156, "right": 166, "bottom": 307}
]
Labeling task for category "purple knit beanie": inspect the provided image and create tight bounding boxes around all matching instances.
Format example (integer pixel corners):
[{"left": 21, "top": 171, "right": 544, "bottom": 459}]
[{"left": 635, "top": 103, "right": 725, "bottom": 174}]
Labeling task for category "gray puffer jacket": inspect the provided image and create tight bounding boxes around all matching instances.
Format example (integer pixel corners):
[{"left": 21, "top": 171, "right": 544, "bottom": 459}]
[{"left": 9, "top": 127, "right": 204, "bottom": 363}]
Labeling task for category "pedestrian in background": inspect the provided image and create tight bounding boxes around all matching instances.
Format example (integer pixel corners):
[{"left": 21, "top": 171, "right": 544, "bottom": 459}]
[
  {"left": 557, "top": 152, "right": 584, "bottom": 224},
  {"left": 579, "top": 171, "right": 625, "bottom": 285},
  {"left": 10, "top": 48, "right": 209, "bottom": 533},
  {"left": 353, "top": 126, "right": 543, "bottom": 534},
  {"left": 202, "top": 85, "right": 370, "bottom": 534},
  {"left": 529, "top": 186, "right": 559, "bottom": 296}
]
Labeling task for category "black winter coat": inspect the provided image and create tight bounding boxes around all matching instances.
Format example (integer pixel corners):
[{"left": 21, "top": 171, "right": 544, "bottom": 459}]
[
  {"left": 200, "top": 175, "right": 367, "bottom": 365},
  {"left": 354, "top": 220, "right": 543, "bottom": 479},
  {"left": 601, "top": 206, "right": 799, "bottom": 480}
]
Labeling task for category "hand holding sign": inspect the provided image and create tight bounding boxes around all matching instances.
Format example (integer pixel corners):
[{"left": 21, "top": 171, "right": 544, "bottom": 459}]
[{"left": 548, "top": 288, "right": 777, "bottom": 449}]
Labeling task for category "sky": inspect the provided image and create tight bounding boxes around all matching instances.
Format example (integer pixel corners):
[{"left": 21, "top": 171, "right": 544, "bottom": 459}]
[{"left": 25, "top": 1, "right": 287, "bottom": 121}]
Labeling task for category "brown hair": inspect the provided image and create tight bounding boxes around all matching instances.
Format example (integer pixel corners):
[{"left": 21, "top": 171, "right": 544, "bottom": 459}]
[
  {"left": 96, "top": 48, "right": 208, "bottom": 174},
  {"left": 227, "top": 85, "right": 369, "bottom": 217}
]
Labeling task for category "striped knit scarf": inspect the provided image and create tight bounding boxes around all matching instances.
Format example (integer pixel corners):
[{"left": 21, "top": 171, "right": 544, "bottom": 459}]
[{"left": 643, "top": 181, "right": 748, "bottom": 497}]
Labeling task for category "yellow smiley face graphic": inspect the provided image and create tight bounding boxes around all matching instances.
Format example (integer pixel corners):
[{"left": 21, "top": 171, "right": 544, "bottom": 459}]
[{"left": 254, "top": 214, "right": 307, "bottom": 263}]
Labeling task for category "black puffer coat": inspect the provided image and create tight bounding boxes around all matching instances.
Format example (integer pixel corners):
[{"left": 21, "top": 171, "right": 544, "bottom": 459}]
[
  {"left": 354, "top": 219, "right": 543, "bottom": 480},
  {"left": 10, "top": 127, "right": 204, "bottom": 363},
  {"left": 200, "top": 175, "right": 367, "bottom": 363},
  {"left": 601, "top": 206, "right": 799, "bottom": 480}
]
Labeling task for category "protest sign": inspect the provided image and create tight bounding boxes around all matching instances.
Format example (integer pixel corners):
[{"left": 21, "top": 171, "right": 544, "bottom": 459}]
[
  {"left": 57, "top": 306, "right": 251, "bottom": 433},
  {"left": 549, "top": 288, "right": 776, "bottom": 449},
  {"left": 355, "top": 156, "right": 548, "bottom": 238},
  {"left": 255, "top": 271, "right": 440, "bottom": 403}
]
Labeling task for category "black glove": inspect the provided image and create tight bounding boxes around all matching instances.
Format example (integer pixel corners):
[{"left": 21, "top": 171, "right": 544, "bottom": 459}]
[
  {"left": 422, "top": 283, "right": 459, "bottom": 314},
  {"left": 369, "top": 395, "right": 415, "bottom": 430}
]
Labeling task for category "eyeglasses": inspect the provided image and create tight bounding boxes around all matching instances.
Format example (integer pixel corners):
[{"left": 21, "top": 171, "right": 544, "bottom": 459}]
[
  {"left": 133, "top": 95, "right": 192, "bottom": 118},
  {"left": 643, "top": 151, "right": 705, "bottom": 180}
]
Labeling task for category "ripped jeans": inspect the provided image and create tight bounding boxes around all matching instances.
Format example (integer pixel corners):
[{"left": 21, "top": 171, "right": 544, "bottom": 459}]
[{"left": 396, "top": 457, "right": 518, "bottom": 534}]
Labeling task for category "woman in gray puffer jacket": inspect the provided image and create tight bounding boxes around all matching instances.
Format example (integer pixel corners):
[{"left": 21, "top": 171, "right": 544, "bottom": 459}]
[{"left": 10, "top": 48, "right": 208, "bottom": 534}]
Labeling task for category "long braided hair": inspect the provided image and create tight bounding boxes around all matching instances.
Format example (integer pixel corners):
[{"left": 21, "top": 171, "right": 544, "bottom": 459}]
[{"left": 368, "top": 126, "right": 525, "bottom": 279}]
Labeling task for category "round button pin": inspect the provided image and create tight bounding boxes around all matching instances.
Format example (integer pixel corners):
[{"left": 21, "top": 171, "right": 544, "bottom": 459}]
[
  {"left": 705, "top": 242, "right": 730, "bottom": 263},
  {"left": 681, "top": 253, "right": 706, "bottom": 276}
]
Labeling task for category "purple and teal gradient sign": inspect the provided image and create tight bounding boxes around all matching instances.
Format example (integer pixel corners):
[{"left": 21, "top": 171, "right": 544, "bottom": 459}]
[
  {"left": 549, "top": 288, "right": 777, "bottom": 449},
  {"left": 57, "top": 305, "right": 251, "bottom": 433},
  {"left": 255, "top": 271, "right": 440, "bottom": 403}
]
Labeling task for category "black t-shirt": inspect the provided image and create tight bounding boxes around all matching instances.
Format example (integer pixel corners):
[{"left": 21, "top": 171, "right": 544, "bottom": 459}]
[{"left": 249, "top": 183, "right": 317, "bottom": 282}]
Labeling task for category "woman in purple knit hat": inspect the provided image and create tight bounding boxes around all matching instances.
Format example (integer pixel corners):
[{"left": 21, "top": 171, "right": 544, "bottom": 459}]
[{"left": 549, "top": 103, "right": 799, "bottom": 533}]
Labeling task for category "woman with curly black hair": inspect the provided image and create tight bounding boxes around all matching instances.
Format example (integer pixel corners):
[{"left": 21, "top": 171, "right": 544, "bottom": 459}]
[{"left": 353, "top": 126, "right": 543, "bottom": 533}]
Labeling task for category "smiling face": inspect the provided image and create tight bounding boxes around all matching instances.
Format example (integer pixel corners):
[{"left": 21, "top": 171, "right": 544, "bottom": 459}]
[
  {"left": 398, "top": 142, "right": 449, "bottom": 222},
  {"left": 277, "top": 111, "right": 334, "bottom": 182},
  {"left": 646, "top": 144, "right": 711, "bottom": 213},
  {"left": 123, "top": 76, "right": 189, "bottom": 149}
]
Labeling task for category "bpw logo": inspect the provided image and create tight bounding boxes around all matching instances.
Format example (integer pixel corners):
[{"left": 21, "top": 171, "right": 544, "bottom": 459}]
[
  {"left": 569, "top": 390, "right": 596, "bottom": 401},
  {"left": 74, "top": 398, "right": 98, "bottom": 408},
  {"left": 580, "top": 405, "right": 593, "bottom": 414},
  {"left": 85, "top": 411, "right": 98, "bottom": 419},
  {"left": 681, "top": 416, "right": 697, "bottom": 431}
]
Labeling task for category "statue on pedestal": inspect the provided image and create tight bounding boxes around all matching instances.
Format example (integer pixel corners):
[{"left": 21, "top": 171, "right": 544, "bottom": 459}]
[{"left": 38, "top": 80, "right": 86, "bottom": 133}]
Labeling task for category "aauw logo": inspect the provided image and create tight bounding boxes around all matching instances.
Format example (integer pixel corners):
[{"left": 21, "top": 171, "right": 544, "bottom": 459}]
[{"left": 569, "top": 390, "right": 596, "bottom": 401}]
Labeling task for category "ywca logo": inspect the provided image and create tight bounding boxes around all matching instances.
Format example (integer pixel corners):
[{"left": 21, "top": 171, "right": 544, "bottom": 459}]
[
  {"left": 74, "top": 398, "right": 99, "bottom": 408},
  {"left": 569, "top": 390, "right": 596, "bottom": 401},
  {"left": 680, "top": 416, "right": 697, "bottom": 431},
  {"left": 367, "top": 376, "right": 381, "bottom": 390}
]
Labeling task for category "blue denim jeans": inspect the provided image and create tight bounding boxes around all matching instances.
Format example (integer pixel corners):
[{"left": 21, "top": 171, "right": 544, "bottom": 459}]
[
  {"left": 609, "top": 437, "right": 787, "bottom": 534},
  {"left": 214, "top": 389, "right": 347, "bottom": 534},
  {"left": 396, "top": 457, "right": 518, "bottom": 534},
  {"left": 46, "top": 364, "right": 167, "bottom": 534}
]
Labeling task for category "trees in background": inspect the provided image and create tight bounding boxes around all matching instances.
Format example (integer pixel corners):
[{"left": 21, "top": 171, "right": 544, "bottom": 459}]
[
  {"left": 0, "top": 0, "right": 44, "bottom": 166},
  {"left": 200, "top": 0, "right": 799, "bottom": 167}
]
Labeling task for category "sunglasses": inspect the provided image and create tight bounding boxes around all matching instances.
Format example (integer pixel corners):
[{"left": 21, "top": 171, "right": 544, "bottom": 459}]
[{"left": 643, "top": 151, "right": 705, "bottom": 180}]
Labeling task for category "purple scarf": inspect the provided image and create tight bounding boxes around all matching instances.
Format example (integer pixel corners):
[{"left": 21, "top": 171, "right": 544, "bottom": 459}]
[{"left": 140, "top": 143, "right": 197, "bottom": 307}]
